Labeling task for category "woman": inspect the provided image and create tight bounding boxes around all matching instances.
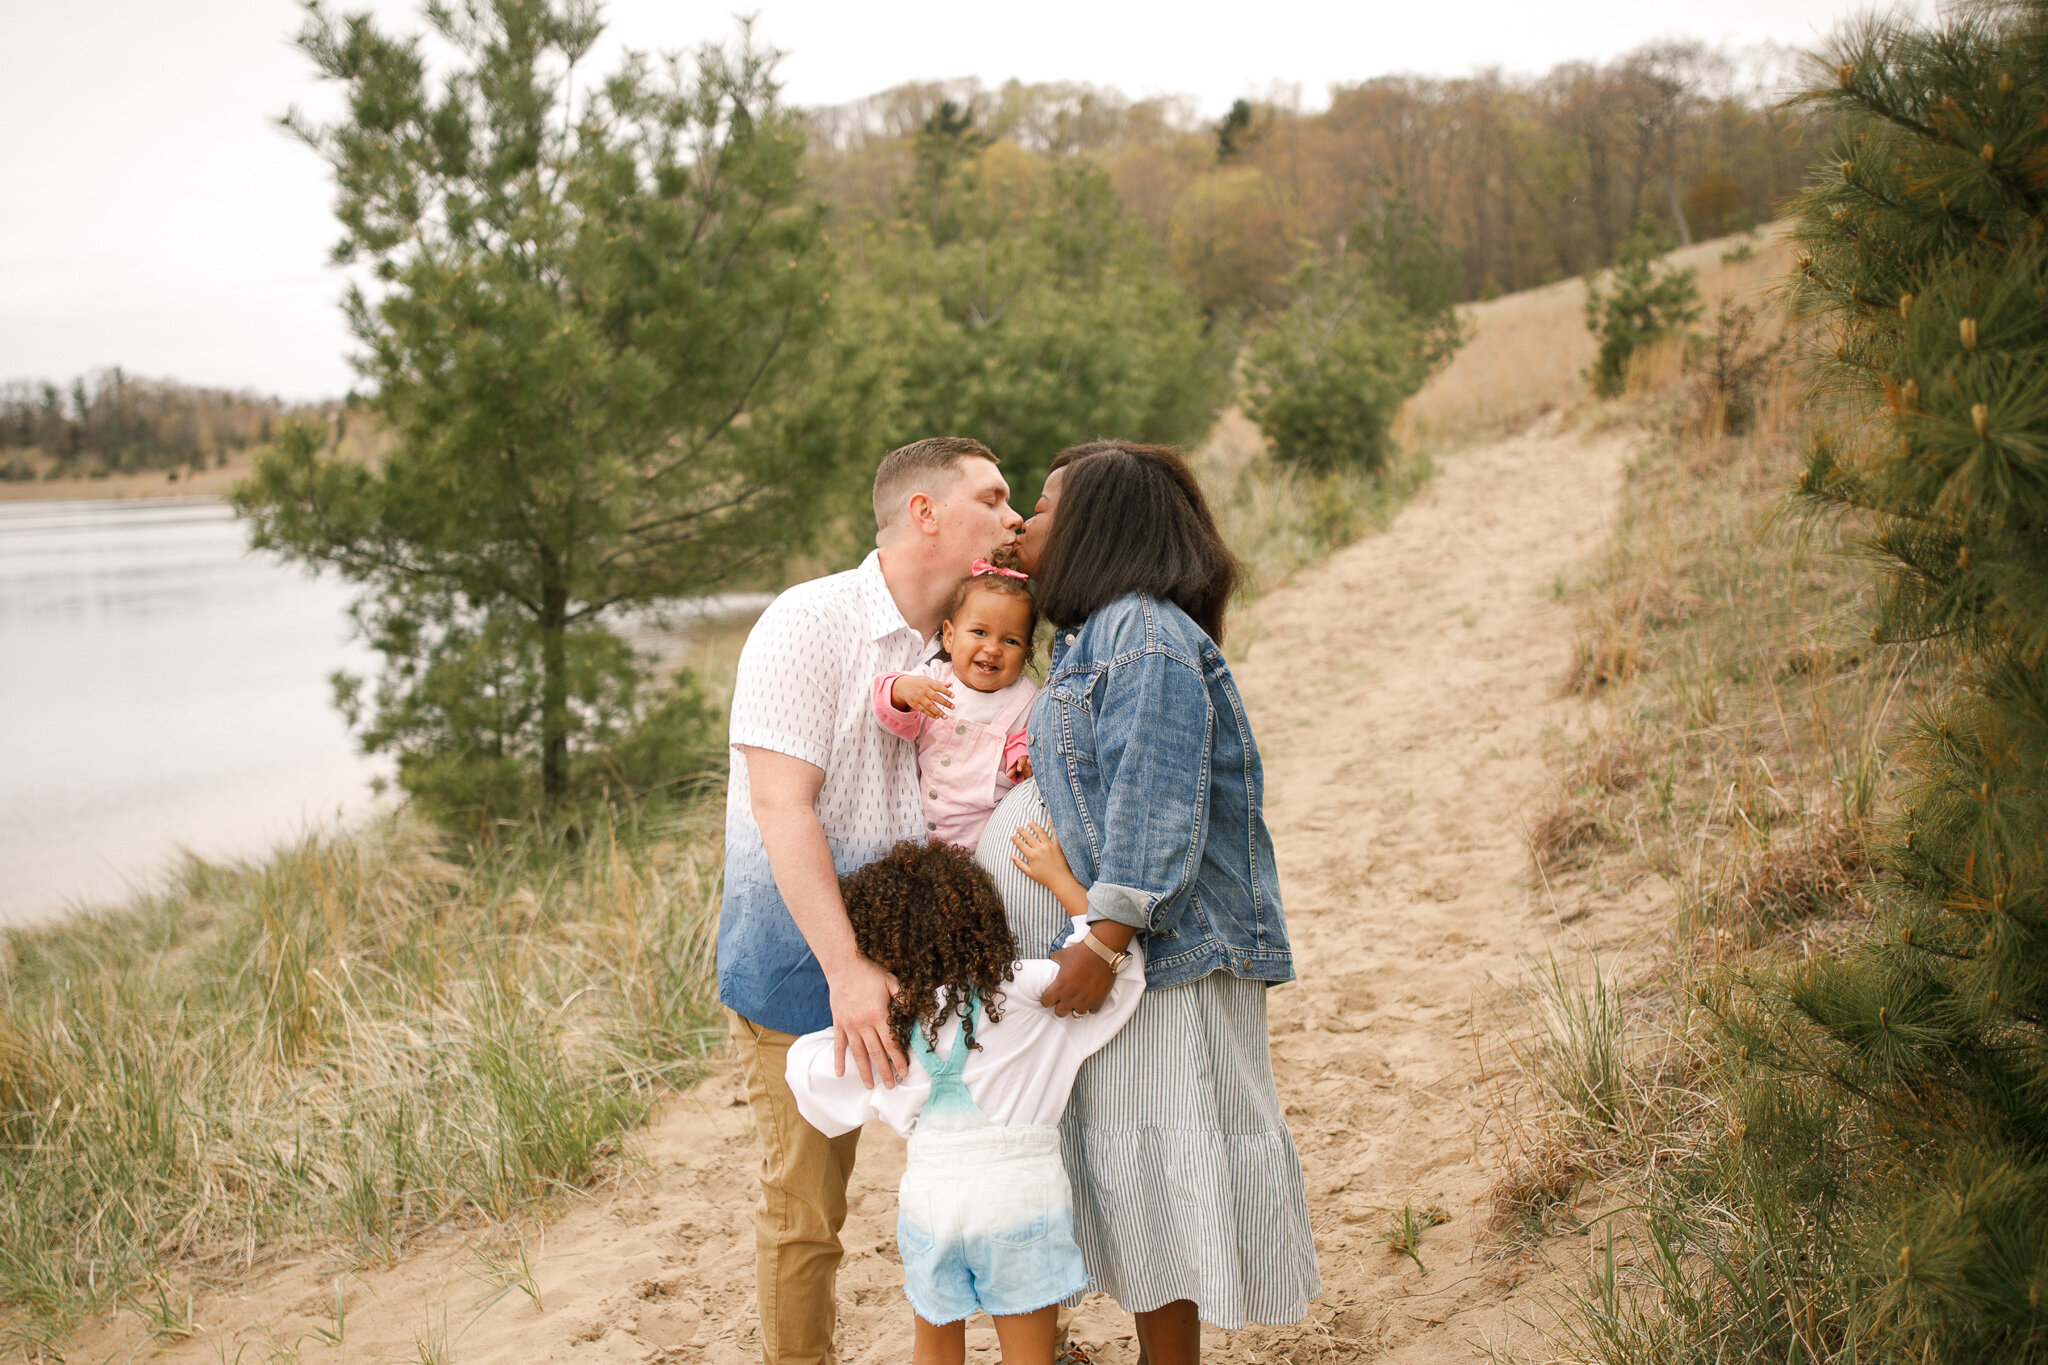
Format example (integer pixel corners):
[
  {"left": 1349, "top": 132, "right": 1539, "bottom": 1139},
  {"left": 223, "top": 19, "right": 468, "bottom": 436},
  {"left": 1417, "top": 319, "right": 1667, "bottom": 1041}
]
[{"left": 975, "top": 441, "right": 1319, "bottom": 1364}]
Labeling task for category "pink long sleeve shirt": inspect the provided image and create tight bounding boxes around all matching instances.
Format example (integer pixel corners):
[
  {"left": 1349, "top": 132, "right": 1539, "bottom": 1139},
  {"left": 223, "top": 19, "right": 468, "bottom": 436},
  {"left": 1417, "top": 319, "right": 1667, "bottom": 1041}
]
[{"left": 872, "top": 660, "right": 1037, "bottom": 852}]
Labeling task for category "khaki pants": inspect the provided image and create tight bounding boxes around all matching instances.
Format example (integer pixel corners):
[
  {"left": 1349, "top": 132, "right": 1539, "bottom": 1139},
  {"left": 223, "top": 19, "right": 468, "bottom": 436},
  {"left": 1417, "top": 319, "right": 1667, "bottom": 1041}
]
[{"left": 728, "top": 1008, "right": 863, "bottom": 1365}]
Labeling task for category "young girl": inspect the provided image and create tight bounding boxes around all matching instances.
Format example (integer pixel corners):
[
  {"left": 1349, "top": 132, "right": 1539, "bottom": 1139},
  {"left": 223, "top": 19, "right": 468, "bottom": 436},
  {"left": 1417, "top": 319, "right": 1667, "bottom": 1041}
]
[
  {"left": 873, "top": 564, "right": 1038, "bottom": 851},
  {"left": 785, "top": 840, "right": 1145, "bottom": 1365}
]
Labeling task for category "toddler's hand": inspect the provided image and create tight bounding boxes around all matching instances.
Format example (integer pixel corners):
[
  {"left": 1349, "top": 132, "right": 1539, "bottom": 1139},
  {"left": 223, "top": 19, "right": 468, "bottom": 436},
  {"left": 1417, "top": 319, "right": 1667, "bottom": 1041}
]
[
  {"left": 1009, "top": 821, "right": 1076, "bottom": 892},
  {"left": 891, "top": 674, "right": 955, "bottom": 720},
  {"left": 1006, "top": 753, "right": 1032, "bottom": 782}
]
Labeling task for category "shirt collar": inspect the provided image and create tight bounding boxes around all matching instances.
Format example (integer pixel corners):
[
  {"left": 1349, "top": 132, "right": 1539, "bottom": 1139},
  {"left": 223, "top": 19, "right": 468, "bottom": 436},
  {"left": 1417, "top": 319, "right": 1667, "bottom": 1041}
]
[{"left": 857, "top": 550, "right": 919, "bottom": 643}]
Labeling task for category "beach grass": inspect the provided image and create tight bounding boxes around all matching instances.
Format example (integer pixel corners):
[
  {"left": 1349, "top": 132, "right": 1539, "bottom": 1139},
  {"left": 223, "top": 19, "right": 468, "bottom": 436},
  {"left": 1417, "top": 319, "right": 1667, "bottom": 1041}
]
[
  {"left": 1195, "top": 407, "right": 1436, "bottom": 606},
  {"left": 0, "top": 805, "right": 725, "bottom": 1343}
]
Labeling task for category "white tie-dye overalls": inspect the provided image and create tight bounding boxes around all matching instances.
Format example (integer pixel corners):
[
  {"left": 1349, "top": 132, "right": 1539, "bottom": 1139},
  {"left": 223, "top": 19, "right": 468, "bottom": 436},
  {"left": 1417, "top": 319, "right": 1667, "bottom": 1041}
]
[{"left": 896, "top": 993, "right": 1090, "bottom": 1324}]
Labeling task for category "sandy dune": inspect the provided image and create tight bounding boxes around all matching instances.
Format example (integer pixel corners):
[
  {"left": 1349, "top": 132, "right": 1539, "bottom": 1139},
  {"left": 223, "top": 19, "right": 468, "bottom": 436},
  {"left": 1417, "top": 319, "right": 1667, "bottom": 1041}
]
[{"left": 75, "top": 421, "right": 1664, "bottom": 1365}]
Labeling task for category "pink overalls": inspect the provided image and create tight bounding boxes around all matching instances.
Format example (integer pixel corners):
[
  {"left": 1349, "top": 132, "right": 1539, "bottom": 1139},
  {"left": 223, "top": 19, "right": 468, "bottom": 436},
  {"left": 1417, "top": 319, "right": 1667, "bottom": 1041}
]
[{"left": 872, "top": 661, "right": 1037, "bottom": 852}]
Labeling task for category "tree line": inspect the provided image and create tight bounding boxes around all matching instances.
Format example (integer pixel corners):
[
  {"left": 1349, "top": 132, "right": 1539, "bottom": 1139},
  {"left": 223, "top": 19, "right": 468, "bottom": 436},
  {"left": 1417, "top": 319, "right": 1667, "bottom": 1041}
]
[
  {"left": 0, "top": 371, "right": 318, "bottom": 480},
  {"left": 805, "top": 40, "right": 1828, "bottom": 319}
]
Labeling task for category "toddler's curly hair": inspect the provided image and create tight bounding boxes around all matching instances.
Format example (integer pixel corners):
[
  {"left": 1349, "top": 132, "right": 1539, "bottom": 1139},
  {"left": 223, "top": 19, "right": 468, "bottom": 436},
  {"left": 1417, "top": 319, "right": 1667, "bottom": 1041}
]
[{"left": 839, "top": 840, "right": 1018, "bottom": 1054}]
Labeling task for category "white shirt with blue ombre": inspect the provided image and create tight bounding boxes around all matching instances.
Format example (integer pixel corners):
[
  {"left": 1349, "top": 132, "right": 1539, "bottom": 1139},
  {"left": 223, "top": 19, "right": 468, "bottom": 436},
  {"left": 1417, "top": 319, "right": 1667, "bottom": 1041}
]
[{"left": 786, "top": 920, "right": 1146, "bottom": 1323}]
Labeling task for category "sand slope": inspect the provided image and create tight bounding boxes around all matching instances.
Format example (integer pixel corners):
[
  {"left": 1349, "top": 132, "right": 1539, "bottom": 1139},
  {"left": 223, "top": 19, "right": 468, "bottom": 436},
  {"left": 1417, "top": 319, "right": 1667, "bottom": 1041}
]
[{"left": 73, "top": 422, "right": 1661, "bottom": 1365}]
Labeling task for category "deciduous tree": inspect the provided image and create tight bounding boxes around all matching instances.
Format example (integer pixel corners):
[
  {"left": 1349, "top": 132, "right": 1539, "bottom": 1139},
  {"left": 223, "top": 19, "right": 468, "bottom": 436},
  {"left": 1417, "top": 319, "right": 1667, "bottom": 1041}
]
[{"left": 848, "top": 108, "right": 1229, "bottom": 493}]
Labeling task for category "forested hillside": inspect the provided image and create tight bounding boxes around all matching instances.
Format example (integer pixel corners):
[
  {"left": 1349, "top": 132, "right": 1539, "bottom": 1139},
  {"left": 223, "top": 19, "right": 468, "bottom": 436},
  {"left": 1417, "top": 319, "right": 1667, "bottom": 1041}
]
[{"left": 807, "top": 41, "right": 1825, "bottom": 316}]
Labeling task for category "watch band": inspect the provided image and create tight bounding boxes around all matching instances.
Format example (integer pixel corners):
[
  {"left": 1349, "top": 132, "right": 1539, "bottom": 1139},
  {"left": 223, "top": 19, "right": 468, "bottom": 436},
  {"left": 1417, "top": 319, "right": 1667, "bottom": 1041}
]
[{"left": 1079, "top": 927, "right": 1131, "bottom": 971}]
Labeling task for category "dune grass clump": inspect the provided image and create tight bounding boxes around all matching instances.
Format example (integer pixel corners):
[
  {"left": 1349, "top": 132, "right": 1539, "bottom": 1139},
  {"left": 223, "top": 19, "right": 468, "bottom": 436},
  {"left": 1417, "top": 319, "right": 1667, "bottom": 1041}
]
[
  {"left": 0, "top": 809, "right": 724, "bottom": 1342},
  {"left": 1381, "top": 1202, "right": 1451, "bottom": 1273}
]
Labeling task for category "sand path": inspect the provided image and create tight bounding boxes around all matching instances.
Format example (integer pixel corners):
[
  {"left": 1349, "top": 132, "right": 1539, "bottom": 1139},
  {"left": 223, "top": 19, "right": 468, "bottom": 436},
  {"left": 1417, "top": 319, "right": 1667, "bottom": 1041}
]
[{"left": 82, "top": 423, "right": 1661, "bottom": 1365}]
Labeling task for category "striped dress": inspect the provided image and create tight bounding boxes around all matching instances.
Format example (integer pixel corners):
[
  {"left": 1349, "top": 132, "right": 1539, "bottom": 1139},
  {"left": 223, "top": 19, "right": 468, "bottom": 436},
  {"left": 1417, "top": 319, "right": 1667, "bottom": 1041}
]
[{"left": 974, "top": 781, "right": 1321, "bottom": 1329}]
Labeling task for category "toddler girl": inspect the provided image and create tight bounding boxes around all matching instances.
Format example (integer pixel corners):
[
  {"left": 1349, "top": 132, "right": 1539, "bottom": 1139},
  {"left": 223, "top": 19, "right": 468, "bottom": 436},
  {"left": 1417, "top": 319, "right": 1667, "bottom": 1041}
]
[
  {"left": 786, "top": 840, "right": 1144, "bottom": 1365},
  {"left": 873, "top": 564, "right": 1038, "bottom": 851}
]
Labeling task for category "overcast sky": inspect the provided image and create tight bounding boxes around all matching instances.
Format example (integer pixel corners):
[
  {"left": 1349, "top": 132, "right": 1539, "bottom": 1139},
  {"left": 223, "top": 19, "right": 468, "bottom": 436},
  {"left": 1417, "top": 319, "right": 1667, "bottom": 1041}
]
[{"left": 1, "top": 0, "right": 1914, "bottom": 401}]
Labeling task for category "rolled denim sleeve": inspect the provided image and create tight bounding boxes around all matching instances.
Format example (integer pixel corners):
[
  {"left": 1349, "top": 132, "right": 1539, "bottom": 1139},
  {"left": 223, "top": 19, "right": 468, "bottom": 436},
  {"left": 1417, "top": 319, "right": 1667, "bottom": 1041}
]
[{"left": 1085, "top": 647, "right": 1212, "bottom": 932}]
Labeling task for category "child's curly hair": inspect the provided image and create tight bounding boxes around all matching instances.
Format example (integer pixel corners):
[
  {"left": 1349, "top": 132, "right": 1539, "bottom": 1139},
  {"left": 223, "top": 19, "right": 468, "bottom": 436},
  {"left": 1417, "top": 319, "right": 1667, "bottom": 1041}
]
[{"left": 839, "top": 840, "right": 1018, "bottom": 1054}]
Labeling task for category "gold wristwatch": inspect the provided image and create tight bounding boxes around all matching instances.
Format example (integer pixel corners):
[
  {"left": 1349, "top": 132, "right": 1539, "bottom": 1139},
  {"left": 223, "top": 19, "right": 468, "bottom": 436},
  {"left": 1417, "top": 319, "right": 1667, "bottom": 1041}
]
[{"left": 1078, "top": 927, "right": 1131, "bottom": 972}]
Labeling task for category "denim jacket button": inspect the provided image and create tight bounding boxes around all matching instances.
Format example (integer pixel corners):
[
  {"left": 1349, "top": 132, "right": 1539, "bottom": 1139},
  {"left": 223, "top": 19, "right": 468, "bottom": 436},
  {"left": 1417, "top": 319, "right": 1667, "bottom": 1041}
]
[{"left": 1064, "top": 633, "right": 1076, "bottom": 645}]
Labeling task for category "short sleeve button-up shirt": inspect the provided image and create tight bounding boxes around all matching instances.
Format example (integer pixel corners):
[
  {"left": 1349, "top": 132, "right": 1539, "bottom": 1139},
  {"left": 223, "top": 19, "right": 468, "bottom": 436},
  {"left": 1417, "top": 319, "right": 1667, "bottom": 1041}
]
[{"left": 719, "top": 550, "right": 932, "bottom": 1035}]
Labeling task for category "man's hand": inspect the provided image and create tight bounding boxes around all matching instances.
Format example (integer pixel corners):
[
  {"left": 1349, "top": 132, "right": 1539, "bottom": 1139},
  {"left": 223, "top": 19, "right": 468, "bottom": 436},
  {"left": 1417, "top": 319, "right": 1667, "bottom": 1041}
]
[
  {"left": 1040, "top": 942, "right": 1115, "bottom": 1018},
  {"left": 891, "top": 674, "right": 955, "bottom": 720},
  {"left": 1005, "top": 753, "right": 1032, "bottom": 782},
  {"left": 828, "top": 955, "right": 906, "bottom": 1088}
]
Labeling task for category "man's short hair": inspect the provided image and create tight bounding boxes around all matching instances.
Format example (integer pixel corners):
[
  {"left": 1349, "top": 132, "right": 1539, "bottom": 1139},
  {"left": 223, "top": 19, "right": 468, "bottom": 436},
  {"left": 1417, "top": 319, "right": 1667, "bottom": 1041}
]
[{"left": 873, "top": 437, "right": 997, "bottom": 535}]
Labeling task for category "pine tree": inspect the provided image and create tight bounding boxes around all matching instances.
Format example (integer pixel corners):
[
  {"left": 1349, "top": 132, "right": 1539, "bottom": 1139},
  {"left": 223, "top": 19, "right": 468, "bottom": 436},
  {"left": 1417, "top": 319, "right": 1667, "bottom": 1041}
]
[
  {"left": 1214, "top": 98, "right": 1254, "bottom": 161},
  {"left": 1740, "top": 3, "right": 2048, "bottom": 1357},
  {"left": 237, "top": 2, "right": 871, "bottom": 822},
  {"left": 1581, "top": 217, "right": 1702, "bottom": 396}
]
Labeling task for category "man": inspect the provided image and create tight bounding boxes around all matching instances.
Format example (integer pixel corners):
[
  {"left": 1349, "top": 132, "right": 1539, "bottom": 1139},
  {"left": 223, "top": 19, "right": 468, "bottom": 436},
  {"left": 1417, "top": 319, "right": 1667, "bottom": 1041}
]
[{"left": 720, "top": 436, "right": 1023, "bottom": 1365}]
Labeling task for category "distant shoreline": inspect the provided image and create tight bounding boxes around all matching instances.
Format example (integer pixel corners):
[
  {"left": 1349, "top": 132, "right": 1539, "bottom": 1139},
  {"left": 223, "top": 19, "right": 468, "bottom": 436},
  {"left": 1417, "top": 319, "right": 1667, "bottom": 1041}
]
[{"left": 0, "top": 450, "right": 257, "bottom": 502}]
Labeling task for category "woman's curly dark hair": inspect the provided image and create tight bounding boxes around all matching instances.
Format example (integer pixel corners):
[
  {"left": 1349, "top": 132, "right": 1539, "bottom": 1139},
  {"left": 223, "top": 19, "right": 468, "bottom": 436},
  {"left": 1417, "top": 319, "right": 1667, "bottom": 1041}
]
[{"left": 839, "top": 840, "right": 1018, "bottom": 1055}]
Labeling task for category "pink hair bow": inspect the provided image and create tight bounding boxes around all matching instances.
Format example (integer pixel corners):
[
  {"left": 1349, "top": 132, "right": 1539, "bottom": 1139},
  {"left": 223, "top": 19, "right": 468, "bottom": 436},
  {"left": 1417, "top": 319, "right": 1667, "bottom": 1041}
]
[{"left": 970, "top": 558, "right": 1029, "bottom": 581}]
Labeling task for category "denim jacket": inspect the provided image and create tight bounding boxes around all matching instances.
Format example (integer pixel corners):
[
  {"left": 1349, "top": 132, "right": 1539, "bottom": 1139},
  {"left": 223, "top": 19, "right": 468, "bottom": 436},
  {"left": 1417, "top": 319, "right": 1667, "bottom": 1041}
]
[{"left": 1027, "top": 592, "right": 1293, "bottom": 990}]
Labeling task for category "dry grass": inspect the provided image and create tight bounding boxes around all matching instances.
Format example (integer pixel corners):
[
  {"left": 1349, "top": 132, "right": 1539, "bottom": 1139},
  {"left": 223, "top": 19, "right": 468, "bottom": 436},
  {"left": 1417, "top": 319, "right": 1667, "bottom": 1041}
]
[
  {"left": 1394, "top": 227, "right": 1795, "bottom": 451},
  {"left": 1488, "top": 1139, "right": 1586, "bottom": 1241},
  {"left": 1528, "top": 806, "right": 1616, "bottom": 876},
  {"left": 1528, "top": 357, "right": 1926, "bottom": 915},
  {"left": 0, "top": 808, "right": 726, "bottom": 1344},
  {"left": 1712, "top": 812, "right": 1873, "bottom": 944},
  {"left": 1483, "top": 238, "right": 1947, "bottom": 1363},
  {"left": 1193, "top": 407, "right": 1435, "bottom": 605}
]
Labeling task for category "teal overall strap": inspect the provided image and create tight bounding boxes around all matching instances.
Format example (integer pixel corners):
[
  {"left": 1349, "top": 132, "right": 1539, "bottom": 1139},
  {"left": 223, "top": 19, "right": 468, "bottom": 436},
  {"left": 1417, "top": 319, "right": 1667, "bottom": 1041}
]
[
  {"left": 909, "top": 991, "right": 982, "bottom": 1090},
  {"left": 907, "top": 991, "right": 997, "bottom": 1132}
]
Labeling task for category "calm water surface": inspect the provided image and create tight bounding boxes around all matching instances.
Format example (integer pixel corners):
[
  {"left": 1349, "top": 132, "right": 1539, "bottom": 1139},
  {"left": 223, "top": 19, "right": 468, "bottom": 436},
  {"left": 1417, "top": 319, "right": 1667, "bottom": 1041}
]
[{"left": 0, "top": 497, "right": 387, "bottom": 926}]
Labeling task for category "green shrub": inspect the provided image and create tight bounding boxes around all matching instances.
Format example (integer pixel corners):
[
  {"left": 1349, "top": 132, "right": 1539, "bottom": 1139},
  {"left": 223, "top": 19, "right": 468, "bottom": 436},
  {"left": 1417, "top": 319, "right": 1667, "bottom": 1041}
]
[
  {"left": 1583, "top": 219, "right": 1703, "bottom": 397},
  {"left": 1245, "top": 266, "right": 1428, "bottom": 474},
  {"left": 1245, "top": 196, "right": 1464, "bottom": 472}
]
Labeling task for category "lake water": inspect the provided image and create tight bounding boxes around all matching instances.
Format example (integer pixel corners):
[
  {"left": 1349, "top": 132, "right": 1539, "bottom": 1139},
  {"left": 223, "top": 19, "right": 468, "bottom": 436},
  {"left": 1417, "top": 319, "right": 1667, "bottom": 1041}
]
[
  {"left": 0, "top": 497, "right": 389, "bottom": 926},
  {"left": 0, "top": 497, "right": 776, "bottom": 928}
]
